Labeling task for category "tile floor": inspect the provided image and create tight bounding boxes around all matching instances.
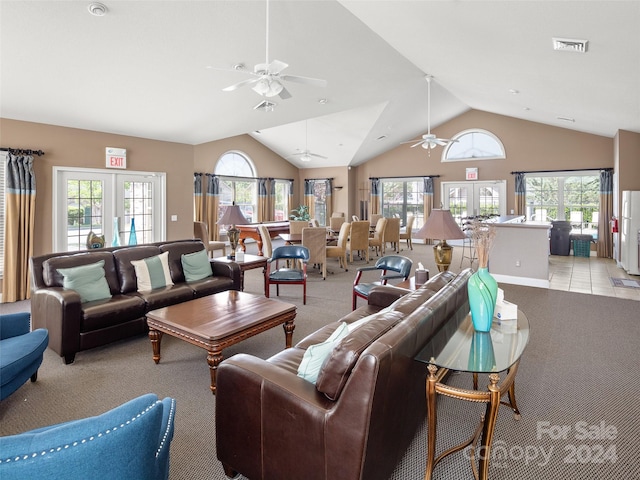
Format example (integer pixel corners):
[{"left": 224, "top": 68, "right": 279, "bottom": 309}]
[{"left": 549, "top": 254, "right": 640, "bottom": 300}]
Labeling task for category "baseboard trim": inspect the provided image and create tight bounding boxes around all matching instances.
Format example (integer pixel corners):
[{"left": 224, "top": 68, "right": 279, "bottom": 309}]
[{"left": 492, "top": 273, "right": 550, "bottom": 289}]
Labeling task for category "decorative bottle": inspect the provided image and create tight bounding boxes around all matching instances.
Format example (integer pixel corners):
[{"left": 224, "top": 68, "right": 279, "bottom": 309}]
[
  {"left": 128, "top": 218, "right": 138, "bottom": 246},
  {"left": 467, "top": 267, "right": 498, "bottom": 332},
  {"left": 112, "top": 217, "right": 121, "bottom": 247}
]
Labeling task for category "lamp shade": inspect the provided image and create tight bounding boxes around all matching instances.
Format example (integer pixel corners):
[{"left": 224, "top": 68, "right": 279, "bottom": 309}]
[
  {"left": 415, "top": 209, "right": 465, "bottom": 240},
  {"left": 217, "top": 204, "right": 250, "bottom": 226}
]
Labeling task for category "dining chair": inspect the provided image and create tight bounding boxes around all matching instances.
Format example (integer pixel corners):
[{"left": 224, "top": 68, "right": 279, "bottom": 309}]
[
  {"left": 399, "top": 215, "right": 415, "bottom": 250},
  {"left": 368, "top": 217, "right": 388, "bottom": 257},
  {"left": 352, "top": 215, "right": 360, "bottom": 222},
  {"left": 265, "top": 246, "right": 310, "bottom": 304},
  {"left": 257, "top": 224, "right": 273, "bottom": 258},
  {"left": 329, "top": 216, "right": 345, "bottom": 234},
  {"left": 193, "top": 221, "right": 227, "bottom": 258},
  {"left": 302, "top": 227, "right": 328, "bottom": 279},
  {"left": 384, "top": 217, "right": 401, "bottom": 253},
  {"left": 289, "top": 220, "right": 309, "bottom": 235},
  {"left": 326, "top": 222, "right": 350, "bottom": 272},
  {"left": 347, "top": 221, "right": 371, "bottom": 263},
  {"left": 369, "top": 214, "right": 382, "bottom": 229},
  {"left": 352, "top": 255, "right": 413, "bottom": 310}
]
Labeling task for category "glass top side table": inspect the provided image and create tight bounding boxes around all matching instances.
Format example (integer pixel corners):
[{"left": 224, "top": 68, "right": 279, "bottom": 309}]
[{"left": 415, "top": 304, "right": 530, "bottom": 480}]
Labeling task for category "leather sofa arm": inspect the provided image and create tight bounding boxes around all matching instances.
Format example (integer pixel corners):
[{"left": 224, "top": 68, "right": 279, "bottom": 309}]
[
  {"left": 210, "top": 260, "right": 242, "bottom": 291},
  {"left": 367, "top": 285, "right": 412, "bottom": 308},
  {"left": 31, "top": 288, "right": 82, "bottom": 364}
]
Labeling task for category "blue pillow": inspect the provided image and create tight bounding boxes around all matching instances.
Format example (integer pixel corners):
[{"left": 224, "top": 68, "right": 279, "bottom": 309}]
[
  {"left": 181, "top": 249, "right": 213, "bottom": 282},
  {"left": 57, "top": 260, "right": 111, "bottom": 303}
]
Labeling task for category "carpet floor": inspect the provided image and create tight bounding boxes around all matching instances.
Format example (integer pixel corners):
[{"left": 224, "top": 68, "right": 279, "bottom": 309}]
[{"left": 1, "top": 242, "right": 639, "bottom": 479}]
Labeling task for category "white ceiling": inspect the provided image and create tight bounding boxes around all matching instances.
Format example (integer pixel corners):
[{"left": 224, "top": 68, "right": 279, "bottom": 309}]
[{"left": 1, "top": 1, "right": 639, "bottom": 169}]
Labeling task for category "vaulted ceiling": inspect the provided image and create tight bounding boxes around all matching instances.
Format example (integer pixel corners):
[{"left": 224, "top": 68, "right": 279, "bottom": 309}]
[{"left": 1, "top": 1, "right": 638, "bottom": 168}]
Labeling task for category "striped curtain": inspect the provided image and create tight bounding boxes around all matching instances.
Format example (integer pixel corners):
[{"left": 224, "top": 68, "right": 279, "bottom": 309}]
[
  {"left": 206, "top": 175, "right": 221, "bottom": 241},
  {"left": 194, "top": 173, "right": 204, "bottom": 222},
  {"left": 423, "top": 177, "right": 434, "bottom": 245},
  {"left": 287, "top": 180, "right": 294, "bottom": 219},
  {"left": 325, "top": 179, "right": 333, "bottom": 222},
  {"left": 597, "top": 169, "right": 613, "bottom": 258},
  {"left": 304, "top": 179, "right": 315, "bottom": 220},
  {"left": 370, "top": 178, "right": 381, "bottom": 217},
  {"left": 2, "top": 154, "right": 36, "bottom": 302},
  {"left": 514, "top": 172, "right": 527, "bottom": 217},
  {"left": 257, "top": 178, "right": 272, "bottom": 223}
]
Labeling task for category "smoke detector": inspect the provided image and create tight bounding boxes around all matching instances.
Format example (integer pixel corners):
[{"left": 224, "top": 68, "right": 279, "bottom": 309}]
[{"left": 552, "top": 37, "right": 588, "bottom": 53}]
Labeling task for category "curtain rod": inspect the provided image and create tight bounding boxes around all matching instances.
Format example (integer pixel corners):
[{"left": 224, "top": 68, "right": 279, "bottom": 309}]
[
  {"left": 0, "top": 147, "right": 45, "bottom": 156},
  {"left": 196, "top": 173, "right": 294, "bottom": 182},
  {"left": 369, "top": 174, "right": 440, "bottom": 180},
  {"left": 511, "top": 167, "right": 612, "bottom": 174},
  {"left": 304, "top": 177, "right": 333, "bottom": 181}
]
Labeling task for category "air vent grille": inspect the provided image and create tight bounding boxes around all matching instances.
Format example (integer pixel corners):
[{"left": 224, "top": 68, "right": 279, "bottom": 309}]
[
  {"left": 552, "top": 37, "right": 588, "bottom": 53},
  {"left": 253, "top": 100, "right": 277, "bottom": 112}
]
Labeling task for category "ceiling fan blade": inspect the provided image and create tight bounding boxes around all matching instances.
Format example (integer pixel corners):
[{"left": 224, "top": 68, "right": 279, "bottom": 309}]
[
  {"left": 279, "top": 74, "right": 327, "bottom": 88},
  {"left": 400, "top": 138, "right": 422, "bottom": 145},
  {"left": 268, "top": 59, "right": 289, "bottom": 74},
  {"left": 278, "top": 85, "right": 292, "bottom": 100},
  {"left": 309, "top": 153, "right": 328, "bottom": 159},
  {"left": 409, "top": 141, "right": 425, "bottom": 148},
  {"left": 222, "top": 77, "right": 260, "bottom": 92}
]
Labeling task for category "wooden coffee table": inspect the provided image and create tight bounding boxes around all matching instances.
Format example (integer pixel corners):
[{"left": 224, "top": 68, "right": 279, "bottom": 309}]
[{"left": 146, "top": 291, "right": 296, "bottom": 394}]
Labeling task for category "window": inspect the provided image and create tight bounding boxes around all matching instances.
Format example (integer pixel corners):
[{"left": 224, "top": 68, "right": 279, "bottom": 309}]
[
  {"left": 381, "top": 179, "right": 425, "bottom": 230},
  {"left": 274, "top": 180, "right": 288, "bottom": 221},
  {"left": 215, "top": 151, "right": 257, "bottom": 223},
  {"left": 525, "top": 173, "right": 599, "bottom": 236},
  {"left": 312, "top": 181, "right": 328, "bottom": 226},
  {"left": 54, "top": 168, "right": 166, "bottom": 252},
  {"left": 443, "top": 129, "right": 506, "bottom": 162}
]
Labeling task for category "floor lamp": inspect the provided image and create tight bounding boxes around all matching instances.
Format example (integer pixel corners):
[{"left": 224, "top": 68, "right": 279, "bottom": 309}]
[
  {"left": 415, "top": 209, "right": 465, "bottom": 272},
  {"left": 217, "top": 203, "right": 249, "bottom": 260}
]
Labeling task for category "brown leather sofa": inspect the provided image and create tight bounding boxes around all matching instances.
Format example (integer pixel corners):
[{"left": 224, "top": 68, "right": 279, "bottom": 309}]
[
  {"left": 29, "top": 240, "right": 241, "bottom": 364},
  {"left": 216, "top": 267, "right": 472, "bottom": 480}
]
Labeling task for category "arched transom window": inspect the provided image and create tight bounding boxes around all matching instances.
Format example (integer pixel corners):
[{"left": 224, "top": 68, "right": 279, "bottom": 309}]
[{"left": 442, "top": 129, "right": 506, "bottom": 162}]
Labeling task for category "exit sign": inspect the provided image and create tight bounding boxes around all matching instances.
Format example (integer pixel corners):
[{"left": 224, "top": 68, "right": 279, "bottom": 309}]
[
  {"left": 106, "top": 147, "right": 127, "bottom": 169},
  {"left": 466, "top": 168, "right": 478, "bottom": 181}
]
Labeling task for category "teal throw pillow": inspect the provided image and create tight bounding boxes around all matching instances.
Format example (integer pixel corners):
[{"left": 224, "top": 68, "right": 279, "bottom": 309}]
[
  {"left": 57, "top": 260, "right": 111, "bottom": 303},
  {"left": 297, "top": 322, "right": 350, "bottom": 384},
  {"left": 181, "top": 249, "right": 213, "bottom": 282},
  {"left": 130, "top": 251, "right": 174, "bottom": 292}
]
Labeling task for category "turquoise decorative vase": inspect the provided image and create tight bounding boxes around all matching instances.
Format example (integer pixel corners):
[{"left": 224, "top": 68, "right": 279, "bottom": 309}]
[
  {"left": 128, "top": 218, "right": 138, "bottom": 245},
  {"left": 468, "top": 267, "right": 498, "bottom": 332},
  {"left": 468, "top": 332, "right": 496, "bottom": 371},
  {"left": 112, "top": 217, "right": 121, "bottom": 247}
]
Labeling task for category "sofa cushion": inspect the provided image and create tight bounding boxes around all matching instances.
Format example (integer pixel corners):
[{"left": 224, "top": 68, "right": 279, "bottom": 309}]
[
  {"left": 389, "top": 270, "right": 456, "bottom": 314},
  {"left": 42, "top": 252, "right": 119, "bottom": 294},
  {"left": 57, "top": 260, "right": 112, "bottom": 303},
  {"left": 131, "top": 252, "right": 174, "bottom": 292},
  {"left": 315, "top": 310, "right": 405, "bottom": 401},
  {"left": 297, "top": 322, "right": 350, "bottom": 384},
  {"left": 181, "top": 249, "right": 213, "bottom": 282},
  {"left": 160, "top": 240, "right": 207, "bottom": 284}
]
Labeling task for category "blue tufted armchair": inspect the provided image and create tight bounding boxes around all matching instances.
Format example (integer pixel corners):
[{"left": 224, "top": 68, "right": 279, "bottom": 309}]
[
  {"left": 0, "top": 394, "right": 176, "bottom": 480},
  {"left": 0, "top": 312, "right": 49, "bottom": 400},
  {"left": 352, "top": 255, "right": 413, "bottom": 310}
]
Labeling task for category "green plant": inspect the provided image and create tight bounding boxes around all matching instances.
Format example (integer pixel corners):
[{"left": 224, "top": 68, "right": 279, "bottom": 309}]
[{"left": 289, "top": 205, "right": 310, "bottom": 221}]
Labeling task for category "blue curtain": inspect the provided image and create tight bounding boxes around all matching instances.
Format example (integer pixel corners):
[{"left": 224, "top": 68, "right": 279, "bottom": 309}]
[{"left": 514, "top": 172, "right": 526, "bottom": 216}]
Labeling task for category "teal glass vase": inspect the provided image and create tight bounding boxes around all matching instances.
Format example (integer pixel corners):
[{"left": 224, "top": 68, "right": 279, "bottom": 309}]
[
  {"left": 468, "top": 267, "right": 498, "bottom": 332},
  {"left": 128, "top": 218, "right": 138, "bottom": 245},
  {"left": 112, "top": 217, "right": 121, "bottom": 247}
]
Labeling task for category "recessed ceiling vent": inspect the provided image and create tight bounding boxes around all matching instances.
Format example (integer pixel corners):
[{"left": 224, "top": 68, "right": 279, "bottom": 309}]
[
  {"left": 552, "top": 37, "right": 588, "bottom": 53},
  {"left": 253, "top": 100, "right": 277, "bottom": 112}
]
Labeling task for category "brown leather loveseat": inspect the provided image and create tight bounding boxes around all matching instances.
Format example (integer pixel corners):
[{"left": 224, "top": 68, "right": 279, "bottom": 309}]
[
  {"left": 30, "top": 240, "right": 240, "bottom": 364},
  {"left": 216, "top": 268, "right": 472, "bottom": 480}
]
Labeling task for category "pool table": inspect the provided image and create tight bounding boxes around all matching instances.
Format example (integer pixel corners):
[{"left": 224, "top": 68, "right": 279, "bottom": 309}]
[{"left": 237, "top": 222, "right": 290, "bottom": 256}]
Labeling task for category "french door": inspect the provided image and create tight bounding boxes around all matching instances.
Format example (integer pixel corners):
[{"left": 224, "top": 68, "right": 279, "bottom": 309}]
[
  {"left": 53, "top": 167, "right": 166, "bottom": 252},
  {"left": 441, "top": 180, "right": 506, "bottom": 224}
]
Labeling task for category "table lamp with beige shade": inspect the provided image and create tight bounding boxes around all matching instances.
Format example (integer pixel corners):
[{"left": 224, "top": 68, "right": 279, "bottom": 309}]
[
  {"left": 415, "top": 209, "right": 465, "bottom": 272},
  {"left": 217, "top": 203, "right": 249, "bottom": 260}
]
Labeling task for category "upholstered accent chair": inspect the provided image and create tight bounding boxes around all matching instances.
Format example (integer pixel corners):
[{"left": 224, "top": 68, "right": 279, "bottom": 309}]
[
  {"left": 0, "top": 394, "right": 176, "bottom": 480},
  {"left": 399, "top": 215, "right": 415, "bottom": 250},
  {"left": 0, "top": 312, "right": 49, "bottom": 401},
  {"left": 369, "top": 217, "right": 388, "bottom": 257},
  {"left": 193, "top": 221, "right": 226, "bottom": 258},
  {"left": 302, "top": 227, "right": 328, "bottom": 280},
  {"left": 347, "top": 221, "right": 371, "bottom": 263},
  {"left": 265, "top": 246, "right": 310, "bottom": 304},
  {"left": 326, "top": 222, "right": 351, "bottom": 272},
  {"left": 352, "top": 255, "right": 413, "bottom": 310}
]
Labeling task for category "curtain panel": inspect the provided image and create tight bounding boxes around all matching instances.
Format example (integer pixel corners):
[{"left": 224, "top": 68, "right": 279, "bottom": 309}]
[
  {"left": 2, "top": 154, "right": 36, "bottom": 302},
  {"left": 325, "top": 179, "right": 333, "bottom": 221},
  {"left": 423, "top": 177, "right": 434, "bottom": 245},
  {"left": 370, "top": 178, "right": 381, "bottom": 217},
  {"left": 304, "top": 179, "right": 315, "bottom": 220},
  {"left": 514, "top": 172, "right": 526, "bottom": 217},
  {"left": 288, "top": 180, "right": 294, "bottom": 220},
  {"left": 257, "top": 178, "right": 273, "bottom": 223},
  {"left": 597, "top": 170, "right": 613, "bottom": 258}
]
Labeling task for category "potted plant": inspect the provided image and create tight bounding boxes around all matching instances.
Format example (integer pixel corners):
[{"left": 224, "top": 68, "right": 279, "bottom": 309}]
[{"left": 290, "top": 205, "right": 311, "bottom": 221}]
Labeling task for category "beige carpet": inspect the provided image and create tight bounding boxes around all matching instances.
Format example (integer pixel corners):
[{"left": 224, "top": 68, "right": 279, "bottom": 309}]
[{"left": 1, "top": 241, "right": 639, "bottom": 479}]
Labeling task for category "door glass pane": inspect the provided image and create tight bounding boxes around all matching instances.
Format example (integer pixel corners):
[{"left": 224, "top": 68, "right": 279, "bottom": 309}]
[
  {"left": 124, "top": 181, "right": 153, "bottom": 245},
  {"left": 380, "top": 180, "right": 425, "bottom": 229},
  {"left": 478, "top": 186, "right": 500, "bottom": 216},
  {"left": 66, "top": 179, "right": 103, "bottom": 251},
  {"left": 448, "top": 186, "right": 469, "bottom": 224}
]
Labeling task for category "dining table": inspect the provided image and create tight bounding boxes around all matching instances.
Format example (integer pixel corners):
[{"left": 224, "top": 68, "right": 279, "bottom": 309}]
[{"left": 279, "top": 232, "right": 336, "bottom": 244}]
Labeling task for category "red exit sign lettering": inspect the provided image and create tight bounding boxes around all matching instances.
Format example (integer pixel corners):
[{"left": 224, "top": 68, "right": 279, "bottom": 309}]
[{"left": 106, "top": 148, "right": 127, "bottom": 169}]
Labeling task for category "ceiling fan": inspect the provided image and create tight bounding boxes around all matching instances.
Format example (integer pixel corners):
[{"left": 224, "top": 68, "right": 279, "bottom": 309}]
[
  {"left": 288, "top": 121, "right": 327, "bottom": 162},
  {"left": 221, "top": 0, "right": 327, "bottom": 100},
  {"left": 402, "top": 75, "right": 457, "bottom": 153}
]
